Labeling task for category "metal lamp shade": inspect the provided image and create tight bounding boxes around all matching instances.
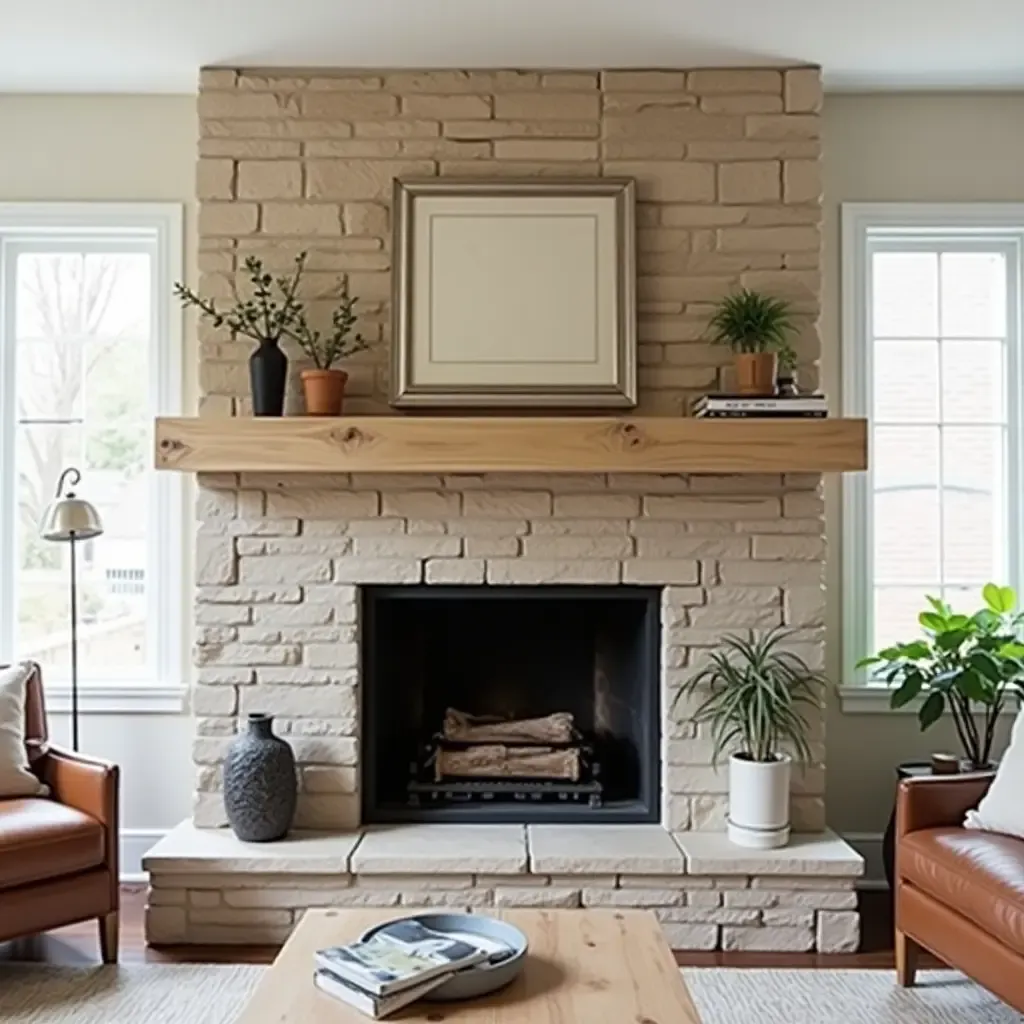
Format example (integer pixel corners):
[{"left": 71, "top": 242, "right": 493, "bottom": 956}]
[{"left": 39, "top": 496, "right": 104, "bottom": 542}]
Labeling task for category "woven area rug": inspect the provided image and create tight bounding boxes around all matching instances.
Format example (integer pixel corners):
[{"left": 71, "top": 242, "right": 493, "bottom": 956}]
[{"left": 0, "top": 964, "right": 1020, "bottom": 1022}]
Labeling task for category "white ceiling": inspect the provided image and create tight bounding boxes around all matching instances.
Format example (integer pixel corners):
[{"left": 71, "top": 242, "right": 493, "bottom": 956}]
[{"left": 3, "top": 0, "right": 1023, "bottom": 94}]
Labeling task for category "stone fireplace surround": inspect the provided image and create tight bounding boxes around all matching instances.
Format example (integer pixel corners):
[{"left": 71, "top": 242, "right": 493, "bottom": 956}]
[{"left": 143, "top": 63, "right": 864, "bottom": 952}]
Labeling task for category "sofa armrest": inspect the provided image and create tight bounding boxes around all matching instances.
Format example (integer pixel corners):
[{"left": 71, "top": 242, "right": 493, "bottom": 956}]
[
  {"left": 37, "top": 746, "right": 119, "bottom": 832},
  {"left": 897, "top": 773, "right": 994, "bottom": 836}
]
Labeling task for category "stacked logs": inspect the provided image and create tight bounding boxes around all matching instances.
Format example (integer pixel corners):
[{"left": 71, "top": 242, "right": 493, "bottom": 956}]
[{"left": 434, "top": 708, "right": 580, "bottom": 782}]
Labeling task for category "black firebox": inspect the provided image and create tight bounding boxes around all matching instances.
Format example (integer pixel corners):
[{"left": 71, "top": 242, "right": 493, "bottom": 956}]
[{"left": 361, "top": 585, "right": 661, "bottom": 824}]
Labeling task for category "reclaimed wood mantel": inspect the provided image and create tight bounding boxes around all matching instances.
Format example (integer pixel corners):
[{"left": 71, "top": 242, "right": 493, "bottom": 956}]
[{"left": 154, "top": 416, "right": 867, "bottom": 474}]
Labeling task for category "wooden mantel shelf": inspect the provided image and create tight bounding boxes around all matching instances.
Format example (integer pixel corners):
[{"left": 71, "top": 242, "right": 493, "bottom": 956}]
[{"left": 154, "top": 416, "right": 867, "bottom": 475}]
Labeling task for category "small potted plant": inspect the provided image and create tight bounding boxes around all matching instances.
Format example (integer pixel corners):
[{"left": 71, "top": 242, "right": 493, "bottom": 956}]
[
  {"left": 776, "top": 342, "right": 799, "bottom": 396},
  {"left": 175, "top": 255, "right": 306, "bottom": 416},
  {"left": 292, "top": 283, "right": 370, "bottom": 416},
  {"left": 175, "top": 251, "right": 370, "bottom": 417},
  {"left": 707, "top": 289, "right": 796, "bottom": 396},
  {"left": 674, "top": 628, "right": 828, "bottom": 849}
]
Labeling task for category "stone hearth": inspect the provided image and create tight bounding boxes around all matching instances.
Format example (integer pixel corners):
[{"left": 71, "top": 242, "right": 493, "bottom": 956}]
[{"left": 144, "top": 823, "right": 862, "bottom": 951}]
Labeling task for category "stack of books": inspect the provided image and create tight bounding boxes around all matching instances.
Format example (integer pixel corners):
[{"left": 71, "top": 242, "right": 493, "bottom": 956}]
[
  {"left": 693, "top": 393, "right": 828, "bottom": 418},
  {"left": 314, "top": 918, "right": 511, "bottom": 1019}
]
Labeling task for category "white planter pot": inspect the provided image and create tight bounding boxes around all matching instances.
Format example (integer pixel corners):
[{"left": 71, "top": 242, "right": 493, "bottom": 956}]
[{"left": 727, "top": 753, "right": 792, "bottom": 849}]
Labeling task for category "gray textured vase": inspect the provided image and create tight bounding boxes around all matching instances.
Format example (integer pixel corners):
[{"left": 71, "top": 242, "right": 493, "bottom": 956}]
[{"left": 223, "top": 713, "right": 297, "bottom": 842}]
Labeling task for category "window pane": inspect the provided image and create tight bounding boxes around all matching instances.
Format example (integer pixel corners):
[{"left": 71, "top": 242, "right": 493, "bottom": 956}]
[
  {"left": 874, "top": 588, "right": 932, "bottom": 652},
  {"left": 941, "top": 339, "right": 1005, "bottom": 423},
  {"left": 873, "top": 251, "right": 938, "bottom": 337},
  {"left": 874, "top": 341, "right": 938, "bottom": 422},
  {"left": 940, "top": 251, "right": 1006, "bottom": 338},
  {"left": 874, "top": 488, "right": 940, "bottom": 585},
  {"left": 14, "top": 249, "right": 151, "bottom": 682},
  {"left": 941, "top": 426, "right": 1004, "bottom": 585},
  {"left": 873, "top": 425, "right": 939, "bottom": 490}
]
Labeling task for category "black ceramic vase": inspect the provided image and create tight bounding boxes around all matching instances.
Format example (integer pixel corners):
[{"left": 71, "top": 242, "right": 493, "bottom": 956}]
[
  {"left": 223, "top": 714, "right": 297, "bottom": 842},
  {"left": 250, "top": 339, "right": 288, "bottom": 416}
]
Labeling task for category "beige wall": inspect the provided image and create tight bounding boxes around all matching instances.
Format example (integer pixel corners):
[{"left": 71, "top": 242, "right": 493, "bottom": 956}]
[
  {"left": 822, "top": 93, "right": 1024, "bottom": 856},
  {"left": 0, "top": 95, "right": 199, "bottom": 870}
]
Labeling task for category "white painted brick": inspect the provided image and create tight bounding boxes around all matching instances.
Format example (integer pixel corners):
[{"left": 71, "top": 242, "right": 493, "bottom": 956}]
[
  {"left": 532, "top": 518, "right": 629, "bottom": 536},
  {"left": 382, "top": 491, "right": 462, "bottom": 517},
  {"left": 718, "top": 560, "right": 822, "bottom": 585},
  {"left": 487, "top": 560, "right": 619, "bottom": 584},
  {"left": 198, "top": 586, "right": 302, "bottom": 604},
  {"left": 333, "top": 558, "right": 423, "bottom": 583},
  {"left": 223, "top": 888, "right": 358, "bottom": 908},
  {"left": 195, "top": 605, "right": 253, "bottom": 626},
  {"left": 464, "top": 537, "right": 519, "bottom": 557},
  {"left": 686, "top": 891, "right": 723, "bottom": 907},
  {"left": 463, "top": 491, "right": 552, "bottom": 517},
  {"left": 354, "top": 536, "right": 462, "bottom": 557},
  {"left": 623, "top": 560, "right": 699, "bottom": 584},
  {"left": 762, "top": 909, "right": 815, "bottom": 927},
  {"left": 354, "top": 875, "right": 473, "bottom": 890},
  {"left": 659, "top": 923, "right": 719, "bottom": 950},
  {"left": 582, "top": 888, "right": 685, "bottom": 908},
  {"left": 400, "top": 890, "right": 494, "bottom": 907},
  {"left": 553, "top": 494, "right": 640, "bottom": 517},
  {"left": 637, "top": 537, "right": 750, "bottom": 559},
  {"left": 617, "top": 875, "right": 710, "bottom": 890},
  {"left": 149, "top": 888, "right": 187, "bottom": 906},
  {"left": 146, "top": 905, "right": 187, "bottom": 943},
  {"left": 289, "top": 737, "right": 358, "bottom": 765},
  {"left": 644, "top": 496, "right": 781, "bottom": 520},
  {"left": 239, "top": 556, "right": 332, "bottom": 584},
  {"left": 189, "top": 891, "right": 224, "bottom": 908},
  {"left": 196, "top": 642, "right": 300, "bottom": 667},
  {"left": 302, "top": 766, "right": 358, "bottom": 793},
  {"left": 191, "top": 685, "right": 238, "bottom": 716},
  {"left": 240, "top": 685, "right": 355, "bottom": 717},
  {"left": 656, "top": 907, "right": 760, "bottom": 925},
  {"left": 425, "top": 559, "right": 486, "bottom": 583},
  {"left": 753, "top": 535, "right": 826, "bottom": 560},
  {"left": 266, "top": 490, "right": 380, "bottom": 518},
  {"left": 816, "top": 910, "right": 860, "bottom": 952},
  {"left": 304, "top": 643, "right": 358, "bottom": 669},
  {"left": 722, "top": 926, "right": 814, "bottom": 952},
  {"left": 521, "top": 536, "right": 634, "bottom": 559},
  {"left": 549, "top": 874, "right": 617, "bottom": 888},
  {"left": 446, "top": 519, "right": 529, "bottom": 537},
  {"left": 196, "top": 536, "right": 238, "bottom": 585},
  {"left": 495, "top": 887, "right": 581, "bottom": 908},
  {"left": 756, "top": 889, "right": 858, "bottom": 910}
]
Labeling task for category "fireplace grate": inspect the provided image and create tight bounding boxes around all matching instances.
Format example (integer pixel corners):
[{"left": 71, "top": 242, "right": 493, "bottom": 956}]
[{"left": 407, "top": 771, "right": 604, "bottom": 808}]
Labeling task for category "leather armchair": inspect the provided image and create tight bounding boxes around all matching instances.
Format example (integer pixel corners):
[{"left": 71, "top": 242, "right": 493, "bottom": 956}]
[
  {"left": 896, "top": 773, "right": 1024, "bottom": 1012},
  {"left": 0, "top": 662, "right": 119, "bottom": 962}
]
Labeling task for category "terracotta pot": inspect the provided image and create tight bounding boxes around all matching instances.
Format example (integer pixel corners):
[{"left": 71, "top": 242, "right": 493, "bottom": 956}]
[
  {"left": 734, "top": 352, "right": 778, "bottom": 396},
  {"left": 301, "top": 368, "right": 348, "bottom": 416}
]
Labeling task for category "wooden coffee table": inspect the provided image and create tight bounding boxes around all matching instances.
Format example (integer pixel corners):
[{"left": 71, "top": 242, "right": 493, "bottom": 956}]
[{"left": 236, "top": 907, "right": 702, "bottom": 1022}]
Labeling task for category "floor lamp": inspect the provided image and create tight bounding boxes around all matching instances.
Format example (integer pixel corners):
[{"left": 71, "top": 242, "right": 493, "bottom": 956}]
[{"left": 39, "top": 467, "right": 103, "bottom": 752}]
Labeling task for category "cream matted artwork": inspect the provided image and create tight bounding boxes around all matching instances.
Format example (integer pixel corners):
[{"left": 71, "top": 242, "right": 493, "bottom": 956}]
[{"left": 391, "top": 179, "right": 636, "bottom": 408}]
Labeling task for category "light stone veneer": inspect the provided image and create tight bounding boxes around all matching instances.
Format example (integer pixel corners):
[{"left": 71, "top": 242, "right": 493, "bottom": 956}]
[
  {"left": 161, "top": 63, "right": 858, "bottom": 953},
  {"left": 144, "top": 823, "right": 863, "bottom": 952}
]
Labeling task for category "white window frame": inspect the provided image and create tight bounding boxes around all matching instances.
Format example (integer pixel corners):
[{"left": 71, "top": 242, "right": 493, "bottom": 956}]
[
  {"left": 840, "top": 202, "right": 1024, "bottom": 713},
  {"left": 0, "top": 203, "right": 185, "bottom": 713}
]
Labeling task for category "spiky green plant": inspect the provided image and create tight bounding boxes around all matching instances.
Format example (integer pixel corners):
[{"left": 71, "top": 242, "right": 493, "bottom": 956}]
[
  {"left": 706, "top": 289, "right": 795, "bottom": 355},
  {"left": 673, "top": 628, "right": 828, "bottom": 764}
]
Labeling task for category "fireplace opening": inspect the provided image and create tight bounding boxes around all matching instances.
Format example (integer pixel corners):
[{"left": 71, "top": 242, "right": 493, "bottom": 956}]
[{"left": 361, "top": 585, "right": 661, "bottom": 824}]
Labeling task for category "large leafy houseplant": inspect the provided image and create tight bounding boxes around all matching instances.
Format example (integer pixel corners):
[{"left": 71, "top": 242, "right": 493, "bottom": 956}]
[
  {"left": 858, "top": 584, "right": 1024, "bottom": 769},
  {"left": 706, "top": 289, "right": 796, "bottom": 396},
  {"left": 674, "top": 627, "right": 827, "bottom": 765}
]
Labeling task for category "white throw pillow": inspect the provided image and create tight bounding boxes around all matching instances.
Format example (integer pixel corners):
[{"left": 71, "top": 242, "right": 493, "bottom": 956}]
[
  {"left": 0, "top": 662, "right": 47, "bottom": 798},
  {"left": 965, "top": 707, "right": 1024, "bottom": 838}
]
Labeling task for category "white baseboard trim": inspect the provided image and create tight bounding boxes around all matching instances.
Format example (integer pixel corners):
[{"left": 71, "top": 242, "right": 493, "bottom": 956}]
[
  {"left": 121, "top": 828, "right": 168, "bottom": 882},
  {"left": 843, "top": 831, "right": 888, "bottom": 890}
]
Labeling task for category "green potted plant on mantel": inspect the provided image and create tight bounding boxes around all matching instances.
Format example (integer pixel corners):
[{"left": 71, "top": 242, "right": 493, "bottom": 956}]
[
  {"left": 859, "top": 583, "right": 1024, "bottom": 770},
  {"left": 707, "top": 288, "right": 796, "bottom": 396},
  {"left": 174, "top": 251, "right": 370, "bottom": 417},
  {"left": 673, "top": 628, "right": 829, "bottom": 849}
]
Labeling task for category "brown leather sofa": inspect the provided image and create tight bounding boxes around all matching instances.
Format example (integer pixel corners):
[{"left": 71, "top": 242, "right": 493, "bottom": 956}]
[
  {"left": 0, "top": 663, "right": 120, "bottom": 962},
  {"left": 896, "top": 773, "right": 1024, "bottom": 1012}
]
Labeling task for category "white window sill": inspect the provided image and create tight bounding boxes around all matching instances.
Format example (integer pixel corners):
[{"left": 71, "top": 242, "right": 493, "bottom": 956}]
[
  {"left": 45, "top": 685, "right": 186, "bottom": 715},
  {"left": 840, "top": 685, "right": 1021, "bottom": 716}
]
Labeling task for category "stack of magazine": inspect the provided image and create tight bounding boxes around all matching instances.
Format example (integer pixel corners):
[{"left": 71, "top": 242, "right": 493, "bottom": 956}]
[
  {"left": 693, "top": 392, "right": 828, "bottom": 418},
  {"left": 314, "top": 918, "right": 512, "bottom": 1019}
]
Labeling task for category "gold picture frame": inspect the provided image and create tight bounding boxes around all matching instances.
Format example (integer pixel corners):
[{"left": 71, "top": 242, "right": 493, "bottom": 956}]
[{"left": 391, "top": 178, "right": 637, "bottom": 409}]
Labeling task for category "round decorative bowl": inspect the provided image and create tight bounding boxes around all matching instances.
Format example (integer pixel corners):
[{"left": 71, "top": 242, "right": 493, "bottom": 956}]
[{"left": 358, "top": 913, "right": 529, "bottom": 1001}]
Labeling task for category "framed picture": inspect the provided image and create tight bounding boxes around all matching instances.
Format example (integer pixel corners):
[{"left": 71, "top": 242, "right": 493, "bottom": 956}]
[{"left": 391, "top": 178, "right": 636, "bottom": 409}]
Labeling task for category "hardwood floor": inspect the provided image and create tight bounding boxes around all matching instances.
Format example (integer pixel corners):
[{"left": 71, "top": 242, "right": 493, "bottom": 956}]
[{"left": 1, "top": 886, "right": 943, "bottom": 970}]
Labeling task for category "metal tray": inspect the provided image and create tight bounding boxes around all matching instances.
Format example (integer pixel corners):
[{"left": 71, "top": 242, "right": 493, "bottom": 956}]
[{"left": 359, "top": 912, "right": 528, "bottom": 1001}]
